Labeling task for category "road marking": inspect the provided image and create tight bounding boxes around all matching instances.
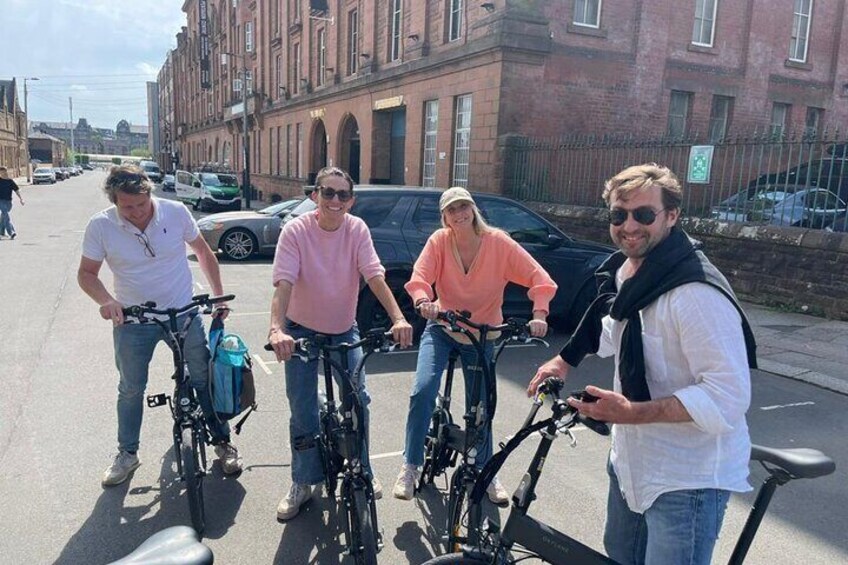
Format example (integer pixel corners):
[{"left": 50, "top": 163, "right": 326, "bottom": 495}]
[
  {"left": 229, "top": 311, "right": 271, "bottom": 317},
  {"left": 759, "top": 401, "right": 815, "bottom": 411},
  {"left": 371, "top": 450, "right": 404, "bottom": 460},
  {"left": 252, "top": 353, "right": 273, "bottom": 375}
]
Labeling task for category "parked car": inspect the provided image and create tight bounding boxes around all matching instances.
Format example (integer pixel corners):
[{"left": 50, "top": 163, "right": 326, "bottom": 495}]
[
  {"left": 32, "top": 167, "right": 56, "bottom": 184},
  {"left": 162, "top": 174, "right": 176, "bottom": 192},
  {"left": 746, "top": 157, "right": 848, "bottom": 201},
  {"left": 175, "top": 170, "right": 241, "bottom": 211},
  {"left": 767, "top": 188, "right": 847, "bottom": 228},
  {"left": 53, "top": 167, "right": 69, "bottom": 180},
  {"left": 710, "top": 186, "right": 797, "bottom": 222},
  {"left": 82, "top": 164, "right": 94, "bottom": 171},
  {"left": 197, "top": 197, "right": 303, "bottom": 261},
  {"left": 140, "top": 160, "right": 163, "bottom": 183},
  {"left": 280, "top": 186, "right": 614, "bottom": 337}
]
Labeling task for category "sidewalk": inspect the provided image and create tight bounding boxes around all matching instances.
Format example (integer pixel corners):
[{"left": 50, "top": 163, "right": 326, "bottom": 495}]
[{"left": 744, "top": 301, "right": 848, "bottom": 395}]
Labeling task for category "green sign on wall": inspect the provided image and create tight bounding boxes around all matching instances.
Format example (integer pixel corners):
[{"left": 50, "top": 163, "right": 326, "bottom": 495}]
[{"left": 687, "top": 145, "right": 715, "bottom": 184}]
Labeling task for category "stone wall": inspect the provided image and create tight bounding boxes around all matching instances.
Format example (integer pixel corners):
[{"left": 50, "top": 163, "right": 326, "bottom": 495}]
[{"left": 528, "top": 202, "right": 848, "bottom": 321}]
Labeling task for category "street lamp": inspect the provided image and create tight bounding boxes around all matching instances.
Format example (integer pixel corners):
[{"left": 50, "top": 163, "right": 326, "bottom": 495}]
[
  {"left": 221, "top": 52, "right": 251, "bottom": 209},
  {"left": 21, "top": 77, "right": 39, "bottom": 182}
]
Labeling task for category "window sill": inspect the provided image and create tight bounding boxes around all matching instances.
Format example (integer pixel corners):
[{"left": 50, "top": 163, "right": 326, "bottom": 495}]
[
  {"left": 687, "top": 43, "right": 717, "bottom": 55},
  {"left": 784, "top": 59, "right": 812, "bottom": 71},
  {"left": 567, "top": 23, "right": 607, "bottom": 38},
  {"left": 289, "top": 21, "right": 302, "bottom": 35}
]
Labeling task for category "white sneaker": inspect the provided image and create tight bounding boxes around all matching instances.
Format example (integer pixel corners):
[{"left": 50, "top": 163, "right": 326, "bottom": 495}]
[
  {"left": 392, "top": 463, "right": 420, "bottom": 501},
  {"left": 486, "top": 475, "right": 510, "bottom": 506},
  {"left": 372, "top": 477, "right": 383, "bottom": 500},
  {"left": 277, "top": 483, "right": 313, "bottom": 520},
  {"left": 214, "top": 442, "right": 243, "bottom": 475},
  {"left": 102, "top": 451, "right": 140, "bottom": 486}
]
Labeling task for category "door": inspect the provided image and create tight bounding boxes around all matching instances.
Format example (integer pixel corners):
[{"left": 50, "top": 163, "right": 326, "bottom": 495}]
[
  {"left": 175, "top": 170, "right": 201, "bottom": 203},
  {"left": 390, "top": 109, "right": 406, "bottom": 185}
]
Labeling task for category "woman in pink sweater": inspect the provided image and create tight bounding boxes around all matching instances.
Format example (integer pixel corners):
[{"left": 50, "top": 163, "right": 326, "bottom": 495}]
[{"left": 392, "top": 187, "right": 557, "bottom": 503}]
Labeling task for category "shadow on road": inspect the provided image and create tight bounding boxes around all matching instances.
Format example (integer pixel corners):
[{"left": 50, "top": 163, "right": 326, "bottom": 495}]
[{"left": 273, "top": 488, "right": 348, "bottom": 564}]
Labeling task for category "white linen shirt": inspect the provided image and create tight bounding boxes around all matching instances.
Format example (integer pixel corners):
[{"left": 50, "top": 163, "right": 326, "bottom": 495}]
[
  {"left": 82, "top": 197, "right": 199, "bottom": 310},
  {"left": 596, "top": 278, "right": 752, "bottom": 513}
]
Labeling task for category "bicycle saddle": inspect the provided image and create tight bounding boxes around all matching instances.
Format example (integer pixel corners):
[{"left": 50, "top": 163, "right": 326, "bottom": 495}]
[
  {"left": 108, "top": 526, "right": 213, "bottom": 565},
  {"left": 751, "top": 444, "right": 835, "bottom": 480}
]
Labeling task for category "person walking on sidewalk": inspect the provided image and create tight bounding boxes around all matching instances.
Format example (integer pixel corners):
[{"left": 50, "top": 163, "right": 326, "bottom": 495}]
[
  {"left": 527, "top": 164, "right": 757, "bottom": 565},
  {"left": 393, "top": 187, "right": 557, "bottom": 504},
  {"left": 268, "top": 166, "right": 413, "bottom": 521},
  {"left": 0, "top": 166, "right": 24, "bottom": 239},
  {"left": 78, "top": 165, "right": 243, "bottom": 487}
]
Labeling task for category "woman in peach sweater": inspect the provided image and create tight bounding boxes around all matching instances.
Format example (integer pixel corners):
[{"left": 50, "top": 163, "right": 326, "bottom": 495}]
[{"left": 392, "top": 187, "right": 557, "bottom": 503}]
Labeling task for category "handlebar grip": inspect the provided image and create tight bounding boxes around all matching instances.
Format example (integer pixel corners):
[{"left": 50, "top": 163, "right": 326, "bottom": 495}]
[
  {"left": 263, "top": 343, "right": 273, "bottom": 351},
  {"left": 577, "top": 414, "right": 611, "bottom": 436},
  {"left": 210, "top": 294, "right": 236, "bottom": 303}
]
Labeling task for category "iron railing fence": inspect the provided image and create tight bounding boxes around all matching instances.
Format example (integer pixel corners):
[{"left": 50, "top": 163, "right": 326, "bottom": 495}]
[{"left": 504, "top": 129, "right": 848, "bottom": 232}]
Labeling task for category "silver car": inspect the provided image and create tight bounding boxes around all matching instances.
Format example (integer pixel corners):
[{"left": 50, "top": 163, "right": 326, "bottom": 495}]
[{"left": 197, "top": 198, "right": 302, "bottom": 260}]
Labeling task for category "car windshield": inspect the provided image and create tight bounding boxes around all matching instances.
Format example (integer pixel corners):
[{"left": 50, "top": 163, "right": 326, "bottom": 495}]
[
  {"left": 35, "top": 168, "right": 51, "bottom": 174},
  {"left": 287, "top": 198, "right": 317, "bottom": 219},
  {"left": 200, "top": 173, "right": 238, "bottom": 186},
  {"left": 259, "top": 199, "right": 300, "bottom": 215}
]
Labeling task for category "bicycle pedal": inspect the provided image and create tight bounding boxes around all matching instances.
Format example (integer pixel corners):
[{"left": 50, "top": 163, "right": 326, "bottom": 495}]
[{"left": 146, "top": 393, "right": 168, "bottom": 408}]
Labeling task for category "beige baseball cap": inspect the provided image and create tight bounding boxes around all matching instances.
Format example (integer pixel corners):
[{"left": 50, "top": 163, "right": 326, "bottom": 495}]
[{"left": 439, "top": 186, "right": 475, "bottom": 212}]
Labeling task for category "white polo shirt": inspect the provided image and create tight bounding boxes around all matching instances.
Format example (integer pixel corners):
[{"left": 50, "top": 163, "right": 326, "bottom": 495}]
[{"left": 82, "top": 197, "right": 199, "bottom": 309}]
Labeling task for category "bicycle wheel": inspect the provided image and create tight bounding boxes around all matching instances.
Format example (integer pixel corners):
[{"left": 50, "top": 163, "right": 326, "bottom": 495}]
[
  {"left": 421, "top": 554, "right": 489, "bottom": 565},
  {"left": 421, "top": 409, "right": 449, "bottom": 488},
  {"left": 351, "top": 487, "right": 378, "bottom": 565},
  {"left": 319, "top": 408, "right": 341, "bottom": 497},
  {"left": 180, "top": 426, "right": 206, "bottom": 535},
  {"left": 446, "top": 469, "right": 483, "bottom": 553}
]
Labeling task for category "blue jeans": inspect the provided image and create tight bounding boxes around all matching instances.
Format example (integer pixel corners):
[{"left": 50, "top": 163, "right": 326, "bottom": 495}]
[
  {"left": 402, "top": 322, "right": 495, "bottom": 468},
  {"left": 604, "top": 459, "right": 730, "bottom": 565},
  {"left": 113, "top": 314, "right": 229, "bottom": 453},
  {"left": 284, "top": 321, "right": 372, "bottom": 485},
  {"left": 0, "top": 199, "right": 14, "bottom": 237}
]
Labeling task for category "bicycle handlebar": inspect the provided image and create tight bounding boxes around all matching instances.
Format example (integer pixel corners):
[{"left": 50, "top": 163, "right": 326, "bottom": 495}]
[
  {"left": 122, "top": 293, "right": 235, "bottom": 321},
  {"left": 435, "top": 309, "right": 549, "bottom": 347},
  {"left": 263, "top": 328, "right": 397, "bottom": 361}
]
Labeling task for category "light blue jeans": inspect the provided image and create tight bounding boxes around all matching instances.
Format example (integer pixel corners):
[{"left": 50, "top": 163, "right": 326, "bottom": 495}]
[
  {"left": 604, "top": 459, "right": 731, "bottom": 565},
  {"left": 284, "top": 321, "right": 372, "bottom": 485},
  {"left": 0, "top": 199, "right": 14, "bottom": 237},
  {"left": 402, "top": 322, "right": 495, "bottom": 468},
  {"left": 113, "top": 314, "right": 230, "bottom": 453}
]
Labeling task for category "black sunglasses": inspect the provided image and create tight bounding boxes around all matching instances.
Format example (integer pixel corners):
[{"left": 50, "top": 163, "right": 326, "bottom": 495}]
[
  {"left": 135, "top": 231, "right": 156, "bottom": 258},
  {"left": 608, "top": 206, "right": 668, "bottom": 226},
  {"left": 318, "top": 186, "right": 353, "bottom": 202}
]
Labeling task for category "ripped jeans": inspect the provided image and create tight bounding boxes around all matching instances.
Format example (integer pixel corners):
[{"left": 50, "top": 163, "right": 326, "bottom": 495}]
[{"left": 283, "top": 321, "right": 372, "bottom": 485}]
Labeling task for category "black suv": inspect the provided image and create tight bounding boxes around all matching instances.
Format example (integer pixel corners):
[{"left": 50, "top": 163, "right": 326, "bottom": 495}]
[{"left": 284, "top": 186, "right": 612, "bottom": 338}]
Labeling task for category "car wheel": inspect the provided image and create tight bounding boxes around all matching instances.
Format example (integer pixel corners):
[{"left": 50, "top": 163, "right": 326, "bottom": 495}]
[
  {"left": 356, "top": 275, "right": 424, "bottom": 343},
  {"left": 221, "top": 228, "right": 257, "bottom": 261},
  {"left": 192, "top": 199, "right": 199, "bottom": 211}
]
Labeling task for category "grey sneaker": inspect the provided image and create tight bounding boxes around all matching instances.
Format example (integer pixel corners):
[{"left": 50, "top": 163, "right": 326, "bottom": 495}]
[
  {"left": 486, "top": 475, "right": 510, "bottom": 506},
  {"left": 392, "top": 463, "right": 420, "bottom": 501},
  {"left": 102, "top": 451, "right": 140, "bottom": 486},
  {"left": 277, "top": 483, "right": 313, "bottom": 521},
  {"left": 214, "top": 442, "right": 243, "bottom": 475},
  {"left": 372, "top": 477, "right": 383, "bottom": 500}
]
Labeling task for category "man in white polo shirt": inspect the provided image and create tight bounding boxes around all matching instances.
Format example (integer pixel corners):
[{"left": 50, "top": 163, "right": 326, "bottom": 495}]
[{"left": 78, "top": 165, "right": 243, "bottom": 486}]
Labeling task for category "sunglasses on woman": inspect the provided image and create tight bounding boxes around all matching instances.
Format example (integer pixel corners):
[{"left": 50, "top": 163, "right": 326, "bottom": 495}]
[
  {"left": 318, "top": 186, "right": 353, "bottom": 202},
  {"left": 607, "top": 206, "right": 668, "bottom": 226}
]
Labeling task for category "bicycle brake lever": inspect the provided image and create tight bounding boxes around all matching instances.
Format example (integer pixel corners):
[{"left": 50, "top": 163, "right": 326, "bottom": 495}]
[{"left": 526, "top": 337, "right": 550, "bottom": 348}]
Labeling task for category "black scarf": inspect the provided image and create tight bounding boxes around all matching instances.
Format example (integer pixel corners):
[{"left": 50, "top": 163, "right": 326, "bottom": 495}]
[{"left": 560, "top": 227, "right": 757, "bottom": 401}]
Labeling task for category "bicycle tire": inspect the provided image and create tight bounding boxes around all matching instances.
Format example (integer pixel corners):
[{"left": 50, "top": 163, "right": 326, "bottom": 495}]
[
  {"left": 319, "top": 407, "right": 341, "bottom": 497},
  {"left": 351, "top": 487, "right": 378, "bottom": 565},
  {"left": 446, "top": 469, "right": 468, "bottom": 553},
  {"left": 180, "top": 426, "right": 206, "bottom": 535},
  {"left": 421, "top": 409, "right": 449, "bottom": 488},
  {"left": 421, "top": 554, "right": 489, "bottom": 565}
]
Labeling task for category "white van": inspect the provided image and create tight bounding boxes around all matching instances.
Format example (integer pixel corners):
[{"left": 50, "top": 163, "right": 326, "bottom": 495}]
[
  {"left": 139, "top": 160, "right": 163, "bottom": 183},
  {"left": 175, "top": 170, "right": 242, "bottom": 212}
]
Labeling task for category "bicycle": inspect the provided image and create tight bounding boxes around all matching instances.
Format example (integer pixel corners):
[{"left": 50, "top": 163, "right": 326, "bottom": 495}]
[
  {"left": 415, "top": 310, "right": 548, "bottom": 553},
  {"left": 122, "top": 293, "right": 234, "bottom": 536},
  {"left": 422, "top": 378, "right": 836, "bottom": 565},
  {"left": 265, "top": 327, "right": 397, "bottom": 565}
]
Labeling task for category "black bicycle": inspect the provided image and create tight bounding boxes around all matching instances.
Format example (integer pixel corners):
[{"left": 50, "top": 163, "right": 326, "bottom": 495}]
[
  {"left": 122, "top": 293, "right": 234, "bottom": 536},
  {"left": 422, "top": 378, "right": 836, "bottom": 565},
  {"left": 416, "top": 310, "right": 548, "bottom": 553},
  {"left": 266, "top": 327, "right": 396, "bottom": 565}
]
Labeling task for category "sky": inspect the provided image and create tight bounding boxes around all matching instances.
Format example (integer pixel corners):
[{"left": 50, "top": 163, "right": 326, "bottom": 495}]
[{"left": 2, "top": 0, "right": 187, "bottom": 131}]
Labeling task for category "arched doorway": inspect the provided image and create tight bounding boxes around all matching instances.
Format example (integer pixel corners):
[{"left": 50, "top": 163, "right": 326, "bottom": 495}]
[
  {"left": 339, "top": 114, "right": 361, "bottom": 183},
  {"left": 309, "top": 120, "right": 328, "bottom": 185},
  {"left": 222, "top": 141, "right": 232, "bottom": 169}
]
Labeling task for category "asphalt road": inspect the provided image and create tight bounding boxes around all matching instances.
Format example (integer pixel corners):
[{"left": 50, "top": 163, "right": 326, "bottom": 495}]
[{"left": 1, "top": 172, "right": 846, "bottom": 564}]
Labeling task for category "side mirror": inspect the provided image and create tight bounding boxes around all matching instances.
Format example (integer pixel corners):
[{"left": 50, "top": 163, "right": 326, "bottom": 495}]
[{"left": 547, "top": 233, "right": 565, "bottom": 248}]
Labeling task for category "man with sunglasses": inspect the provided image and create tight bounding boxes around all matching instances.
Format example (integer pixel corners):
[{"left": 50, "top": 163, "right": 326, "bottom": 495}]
[
  {"left": 528, "top": 164, "right": 757, "bottom": 565},
  {"left": 78, "top": 165, "right": 243, "bottom": 487},
  {"left": 268, "top": 166, "right": 413, "bottom": 520}
]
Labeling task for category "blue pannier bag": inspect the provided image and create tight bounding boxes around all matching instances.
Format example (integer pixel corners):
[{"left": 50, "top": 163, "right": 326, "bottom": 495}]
[{"left": 209, "top": 317, "right": 256, "bottom": 433}]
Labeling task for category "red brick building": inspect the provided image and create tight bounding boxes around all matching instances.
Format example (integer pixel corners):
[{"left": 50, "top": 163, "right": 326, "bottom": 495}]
[{"left": 165, "top": 0, "right": 848, "bottom": 201}]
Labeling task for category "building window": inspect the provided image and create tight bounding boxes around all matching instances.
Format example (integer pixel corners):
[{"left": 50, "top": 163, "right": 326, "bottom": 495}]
[
  {"left": 286, "top": 124, "right": 292, "bottom": 175},
  {"left": 318, "top": 28, "right": 326, "bottom": 86},
  {"left": 348, "top": 9, "right": 359, "bottom": 75},
  {"left": 245, "top": 21, "right": 253, "bottom": 52},
  {"left": 805, "top": 106, "right": 823, "bottom": 138},
  {"left": 245, "top": 70, "right": 253, "bottom": 94},
  {"left": 293, "top": 0, "right": 301, "bottom": 22},
  {"left": 573, "top": 0, "right": 601, "bottom": 28},
  {"left": 449, "top": 0, "right": 463, "bottom": 42},
  {"left": 708, "top": 95, "right": 733, "bottom": 142},
  {"left": 296, "top": 122, "right": 303, "bottom": 178},
  {"left": 275, "top": 55, "right": 282, "bottom": 99},
  {"left": 770, "top": 102, "right": 790, "bottom": 138},
  {"left": 292, "top": 43, "right": 301, "bottom": 94},
  {"left": 790, "top": 0, "right": 812, "bottom": 62},
  {"left": 271, "top": 0, "right": 279, "bottom": 34},
  {"left": 422, "top": 100, "right": 439, "bottom": 188},
  {"left": 452, "top": 94, "right": 472, "bottom": 187},
  {"left": 692, "top": 0, "right": 717, "bottom": 46},
  {"left": 276, "top": 127, "right": 281, "bottom": 174},
  {"left": 390, "top": 0, "right": 402, "bottom": 61},
  {"left": 667, "top": 90, "right": 692, "bottom": 139}
]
